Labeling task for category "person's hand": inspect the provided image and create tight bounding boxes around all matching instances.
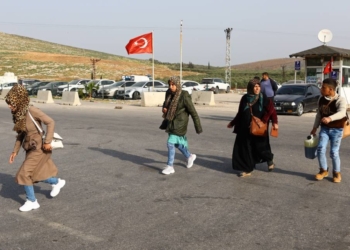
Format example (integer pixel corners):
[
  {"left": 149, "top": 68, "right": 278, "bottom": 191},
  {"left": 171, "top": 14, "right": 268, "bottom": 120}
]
[
  {"left": 9, "top": 152, "right": 17, "bottom": 164},
  {"left": 321, "top": 117, "right": 332, "bottom": 124},
  {"left": 42, "top": 143, "right": 52, "bottom": 151},
  {"left": 272, "top": 123, "right": 278, "bottom": 130},
  {"left": 227, "top": 122, "right": 233, "bottom": 128},
  {"left": 310, "top": 128, "right": 317, "bottom": 136},
  {"left": 162, "top": 108, "right": 167, "bottom": 114}
]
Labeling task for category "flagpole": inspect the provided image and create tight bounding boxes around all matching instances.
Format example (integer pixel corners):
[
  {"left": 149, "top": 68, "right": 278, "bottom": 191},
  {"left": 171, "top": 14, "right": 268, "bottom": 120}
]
[
  {"left": 152, "top": 30, "right": 154, "bottom": 89},
  {"left": 180, "top": 20, "right": 183, "bottom": 82}
]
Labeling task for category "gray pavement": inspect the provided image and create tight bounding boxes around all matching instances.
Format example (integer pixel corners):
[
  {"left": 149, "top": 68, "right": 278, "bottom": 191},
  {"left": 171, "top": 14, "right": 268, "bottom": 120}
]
[{"left": 0, "top": 93, "right": 349, "bottom": 250}]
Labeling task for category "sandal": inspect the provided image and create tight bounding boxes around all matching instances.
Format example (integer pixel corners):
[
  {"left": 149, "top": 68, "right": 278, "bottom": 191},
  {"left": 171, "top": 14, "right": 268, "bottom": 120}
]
[{"left": 239, "top": 172, "right": 252, "bottom": 177}]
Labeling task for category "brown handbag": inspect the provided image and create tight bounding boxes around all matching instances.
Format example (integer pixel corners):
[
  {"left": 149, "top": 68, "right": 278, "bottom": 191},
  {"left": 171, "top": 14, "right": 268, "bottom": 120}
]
[
  {"left": 249, "top": 105, "right": 267, "bottom": 136},
  {"left": 270, "top": 127, "right": 278, "bottom": 137}
]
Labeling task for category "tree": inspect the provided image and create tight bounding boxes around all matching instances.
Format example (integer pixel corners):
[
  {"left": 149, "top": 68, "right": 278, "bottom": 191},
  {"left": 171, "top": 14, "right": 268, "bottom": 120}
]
[
  {"left": 188, "top": 62, "right": 194, "bottom": 69},
  {"left": 84, "top": 81, "right": 99, "bottom": 99}
]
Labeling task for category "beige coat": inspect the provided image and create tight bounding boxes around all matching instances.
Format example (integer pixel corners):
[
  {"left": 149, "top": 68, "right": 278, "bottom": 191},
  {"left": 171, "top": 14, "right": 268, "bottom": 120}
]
[{"left": 12, "top": 106, "right": 58, "bottom": 185}]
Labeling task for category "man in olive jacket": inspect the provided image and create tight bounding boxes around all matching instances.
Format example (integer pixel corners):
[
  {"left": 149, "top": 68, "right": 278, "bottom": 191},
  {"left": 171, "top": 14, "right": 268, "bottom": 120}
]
[{"left": 162, "top": 76, "right": 202, "bottom": 175}]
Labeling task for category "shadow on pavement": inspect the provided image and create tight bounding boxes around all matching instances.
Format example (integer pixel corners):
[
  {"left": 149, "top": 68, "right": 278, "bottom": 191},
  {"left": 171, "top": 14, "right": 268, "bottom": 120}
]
[
  {"left": 88, "top": 147, "right": 162, "bottom": 172},
  {"left": 270, "top": 167, "right": 316, "bottom": 181},
  {"left": 146, "top": 148, "right": 233, "bottom": 174},
  {"left": 0, "top": 173, "right": 51, "bottom": 204}
]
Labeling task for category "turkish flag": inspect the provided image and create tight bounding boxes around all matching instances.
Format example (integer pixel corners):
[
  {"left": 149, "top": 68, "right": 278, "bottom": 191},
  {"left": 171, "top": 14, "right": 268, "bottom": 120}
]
[
  {"left": 323, "top": 59, "right": 333, "bottom": 74},
  {"left": 125, "top": 32, "right": 153, "bottom": 55}
]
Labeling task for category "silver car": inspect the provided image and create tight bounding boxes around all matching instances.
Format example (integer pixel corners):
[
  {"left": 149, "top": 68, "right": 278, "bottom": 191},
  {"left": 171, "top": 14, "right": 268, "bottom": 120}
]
[
  {"left": 117, "top": 80, "right": 166, "bottom": 99},
  {"left": 98, "top": 81, "right": 135, "bottom": 98}
]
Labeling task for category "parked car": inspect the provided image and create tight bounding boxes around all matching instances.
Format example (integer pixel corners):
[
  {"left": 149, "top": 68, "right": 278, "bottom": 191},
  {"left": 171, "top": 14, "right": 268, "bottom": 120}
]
[
  {"left": 282, "top": 80, "right": 305, "bottom": 85},
  {"left": 181, "top": 80, "right": 205, "bottom": 95},
  {"left": 21, "top": 78, "right": 40, "bottom": 87},
  {"left": 273, "top": 84, "right": 321, "bottom": 116},
  {"left": 200, "top": 78, "right": 231, "bottom": 94},
  {"left": 57, "top": 79, "right": 90, "bottom": 96},
  {"left": 117, "top": 80, "right": 166, "bottom": 99},
  {"left": 1, "top": 82, "right": 17, "bottom": 90},
  {"left": 155, "top": 80, "right": 205, "bottom": 95},
  {"left": 38, "top": 81, "right": 67, "bottom": 96},
  {"left": 27, "top": 81, "right": 50, "bottom": 95},
  {"left": 98, "top": 81, "right": 136, "bottom": 98},
  {"left": 85, "top": 79, "right": 115, "bottom": 98}
]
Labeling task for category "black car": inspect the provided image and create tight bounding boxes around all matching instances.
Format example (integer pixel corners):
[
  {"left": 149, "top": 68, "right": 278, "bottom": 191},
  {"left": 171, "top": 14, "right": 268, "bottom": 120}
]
[
  {"left": 38, "top": 81, "right": 67, "bottom": 96},
  {"left": 27, "top": 81, "right": 50, "bottom": 95},
  {"left": 273, "top": 84, "right": 321, "bottom": 116}
]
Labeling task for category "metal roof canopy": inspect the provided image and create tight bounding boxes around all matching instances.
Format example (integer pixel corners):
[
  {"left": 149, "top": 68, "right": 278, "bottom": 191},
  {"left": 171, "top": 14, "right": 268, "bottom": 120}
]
[{"left": 289, "top": 45, "right": 350, "bottom": 58}]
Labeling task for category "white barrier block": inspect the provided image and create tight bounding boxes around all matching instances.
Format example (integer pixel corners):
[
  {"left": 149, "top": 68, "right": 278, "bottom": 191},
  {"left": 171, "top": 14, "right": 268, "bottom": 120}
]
[
  {"left": 36, "top": 90, "right": 54, "bottom": 104},
  {"left": 141, "top": 92, "right": 166, "bottom": 107},
  {"left": 191, "top": 91, "right": 215, "bottom": 106},
  {"left": 61, "top": 91, "right": 81, "bottom": 106},
  {"left": 0, "top": 89, "right": 10, "bottom": 100}
]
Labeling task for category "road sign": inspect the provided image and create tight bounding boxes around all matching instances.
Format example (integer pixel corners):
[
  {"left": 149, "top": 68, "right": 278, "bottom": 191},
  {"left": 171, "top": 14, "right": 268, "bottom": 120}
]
[
  {"left": 331, "top": 71, "right": 337, "bottom": 79},
  {"left": 295, "top": 61, "right": 301, "bottom": 71}
]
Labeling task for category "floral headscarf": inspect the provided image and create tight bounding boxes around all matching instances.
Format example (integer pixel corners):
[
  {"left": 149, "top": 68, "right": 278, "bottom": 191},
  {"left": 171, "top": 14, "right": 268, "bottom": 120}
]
[
  {"left": 165, "top": 76, "right": 182, "bottom": 121},
  {"left": 5, "top": 84, "right": 30, "bottom": 133}
]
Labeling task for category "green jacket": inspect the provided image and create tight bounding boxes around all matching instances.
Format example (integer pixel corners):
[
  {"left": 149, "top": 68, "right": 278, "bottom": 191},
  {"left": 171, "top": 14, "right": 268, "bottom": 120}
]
[{"left": 166, "top": 91, "right": 203, "bottom": 136}]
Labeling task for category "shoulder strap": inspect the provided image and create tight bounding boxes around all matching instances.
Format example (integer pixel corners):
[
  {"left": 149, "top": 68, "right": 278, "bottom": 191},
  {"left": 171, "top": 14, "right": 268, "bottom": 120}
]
[{"left": 28, "top": 111, "right": 43, "bottom": 133}]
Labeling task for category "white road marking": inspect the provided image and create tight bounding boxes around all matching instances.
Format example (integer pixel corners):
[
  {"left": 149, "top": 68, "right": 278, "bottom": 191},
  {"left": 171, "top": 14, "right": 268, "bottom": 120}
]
[{"left": 8, "top": 210, "right": 104, "bottom": 243}]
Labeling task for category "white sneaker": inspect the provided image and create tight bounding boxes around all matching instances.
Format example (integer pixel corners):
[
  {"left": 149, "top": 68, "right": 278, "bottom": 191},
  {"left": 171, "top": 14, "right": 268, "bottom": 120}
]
[
  {"left": 50, "top": 178, "right": 66, "bottom": 197},
  {"left": 162, "top": 166, "right": 175, "bottom": 175},
  {"left": 187, "top": 154, "right": 197, "bottom": 168},
  {"left": 19, "top": 199, "right": 40, "bottom": 212}
]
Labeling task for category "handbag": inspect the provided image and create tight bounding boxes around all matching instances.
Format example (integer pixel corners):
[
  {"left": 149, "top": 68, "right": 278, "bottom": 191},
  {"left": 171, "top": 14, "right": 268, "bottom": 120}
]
[
  {"left": 28, "top": 111, "right": 64, "bottom": 149},
  {"left": 159, "top": 119, "right": 168, "bottom": 130},
  {"left": 343, "top": 113, "right": 350, "bottom": 138},
  {"left": 270, "top": 127, "right": 279, "bottom": 137},
  {"left": 249, "top": 106, "right": 267, "bottom": 136}
]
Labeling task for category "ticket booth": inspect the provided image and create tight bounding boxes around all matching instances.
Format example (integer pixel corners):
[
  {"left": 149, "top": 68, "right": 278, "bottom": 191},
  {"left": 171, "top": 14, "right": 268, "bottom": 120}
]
[{"left": 290, "top": 45, "right": 350, "bottom": 102}]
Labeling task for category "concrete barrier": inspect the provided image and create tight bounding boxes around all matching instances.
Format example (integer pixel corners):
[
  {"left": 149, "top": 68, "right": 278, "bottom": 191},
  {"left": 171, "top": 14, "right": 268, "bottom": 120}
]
[
  {"left": 141, "top": 92, "right": 165, "bottom": 107},
  {"left": 36, "top": 90, "right": 55, "bottom": 104},
  {"left": 0, "top": 89, "right": 10, "bottom": 100},
  {"left": 191, "top": 91, "right": 215, "bottom": 106},
  {"left": 61, "top": 91, "right": 81, "bottom": 106}
]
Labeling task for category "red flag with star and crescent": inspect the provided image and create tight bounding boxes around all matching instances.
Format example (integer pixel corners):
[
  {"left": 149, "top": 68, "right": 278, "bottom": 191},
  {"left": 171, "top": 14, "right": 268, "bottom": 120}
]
[
  {"left": 323, "top": 58, "right": 333, "bottom": 74},
  {"left": 125, "top": 32, "right": 153, "bottom": 55}
]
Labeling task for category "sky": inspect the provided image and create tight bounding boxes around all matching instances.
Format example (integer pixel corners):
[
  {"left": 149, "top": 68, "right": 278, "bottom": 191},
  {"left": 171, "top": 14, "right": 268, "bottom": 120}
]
[{"left": 1, "top": 0, "right": 350, "bottom": 66}]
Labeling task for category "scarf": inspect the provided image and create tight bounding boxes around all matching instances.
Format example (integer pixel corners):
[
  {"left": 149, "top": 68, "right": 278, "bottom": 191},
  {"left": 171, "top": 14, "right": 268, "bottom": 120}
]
[
  {"left": 165, "top": 76, "right": 182, "bottom": 121},
  {"left": 5, "top": 84, "right": 30, "bottom": 133},
  {"left": 244, "top": 93, "right": 263, "bottom": 111}
]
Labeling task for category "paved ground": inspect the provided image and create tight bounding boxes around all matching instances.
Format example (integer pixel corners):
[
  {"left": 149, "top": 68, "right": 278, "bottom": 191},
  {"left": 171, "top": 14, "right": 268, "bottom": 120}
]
[{"left": 0, "top": 93, "right": 349, "bottom": 250}]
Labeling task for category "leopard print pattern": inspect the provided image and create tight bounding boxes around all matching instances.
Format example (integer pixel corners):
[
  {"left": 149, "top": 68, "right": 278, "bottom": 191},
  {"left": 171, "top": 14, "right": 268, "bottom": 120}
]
[{"left": 5, "top": 84, "right": 30, "bottom": 133}]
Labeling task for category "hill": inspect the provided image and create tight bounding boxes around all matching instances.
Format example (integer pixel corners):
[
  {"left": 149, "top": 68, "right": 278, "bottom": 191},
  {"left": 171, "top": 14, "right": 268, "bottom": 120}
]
[
  {"left": 232, "top": 58, "right": 302, "bottom": 71},
  {"left": 0, "top": 32, "right": 201, "bottom": 81},
  {"left": 0, "top": 32, "right": 303, "bottom": 86}
]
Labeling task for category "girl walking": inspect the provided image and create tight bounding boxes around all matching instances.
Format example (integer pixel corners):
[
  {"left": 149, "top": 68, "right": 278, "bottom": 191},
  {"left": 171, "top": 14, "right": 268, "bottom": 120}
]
[
  {"left": 6, "top": 84, "right": 66, "bottom": 212},
  {"left": 162, "top": 76, "right": 202, "bottom": 175}
]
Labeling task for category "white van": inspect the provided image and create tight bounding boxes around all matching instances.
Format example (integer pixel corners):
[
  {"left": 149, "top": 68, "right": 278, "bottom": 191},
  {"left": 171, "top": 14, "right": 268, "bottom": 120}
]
[{"left": 123, "top": 75, "right": 150, "bottom": 82}]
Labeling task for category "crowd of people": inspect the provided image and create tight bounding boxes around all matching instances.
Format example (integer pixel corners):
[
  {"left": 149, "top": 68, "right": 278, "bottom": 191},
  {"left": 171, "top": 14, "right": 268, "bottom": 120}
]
[{"left": 4, "top": 74, "right": 347, "bottom": 212}]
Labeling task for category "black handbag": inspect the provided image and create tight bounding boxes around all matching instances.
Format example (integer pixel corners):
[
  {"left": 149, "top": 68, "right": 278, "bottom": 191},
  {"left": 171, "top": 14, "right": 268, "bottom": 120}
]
[{"left": 159, "top": 119, "right": 168, "bottom": 130}]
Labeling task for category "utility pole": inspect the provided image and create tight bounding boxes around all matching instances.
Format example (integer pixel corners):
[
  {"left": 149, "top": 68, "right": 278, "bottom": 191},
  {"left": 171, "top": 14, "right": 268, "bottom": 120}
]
[
  {"left": 90, "top": 58, "right": 101, "bottom": 80},
  {"left": 224, "top": 28, "right": 233, "bottom": 88},
  {"left": 281, "top": 65, "right": 286, "bottom": 83}
]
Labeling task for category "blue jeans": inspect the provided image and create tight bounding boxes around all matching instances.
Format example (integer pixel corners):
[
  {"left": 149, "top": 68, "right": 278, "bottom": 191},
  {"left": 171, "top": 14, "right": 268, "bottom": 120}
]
[
  {"left": 317, "top": 126, "right": 343, "bottom": 172},
  {"left": 167, "top": 142, "right": 191, "bottom": 166},
  {"left": 24, "top": 177, "right": 58, "bottom": 202}
]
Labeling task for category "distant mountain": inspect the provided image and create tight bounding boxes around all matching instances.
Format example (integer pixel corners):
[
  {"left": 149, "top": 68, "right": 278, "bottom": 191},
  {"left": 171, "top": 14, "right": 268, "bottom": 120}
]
[{"left": 232, "top": 58, "right": 302, "bottom": 71}]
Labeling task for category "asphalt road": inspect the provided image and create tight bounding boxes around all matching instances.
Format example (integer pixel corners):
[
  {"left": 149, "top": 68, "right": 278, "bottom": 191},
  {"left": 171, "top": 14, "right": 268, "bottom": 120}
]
[{"left": 0, "top": 94, "right": 350, "bottom": 250}]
